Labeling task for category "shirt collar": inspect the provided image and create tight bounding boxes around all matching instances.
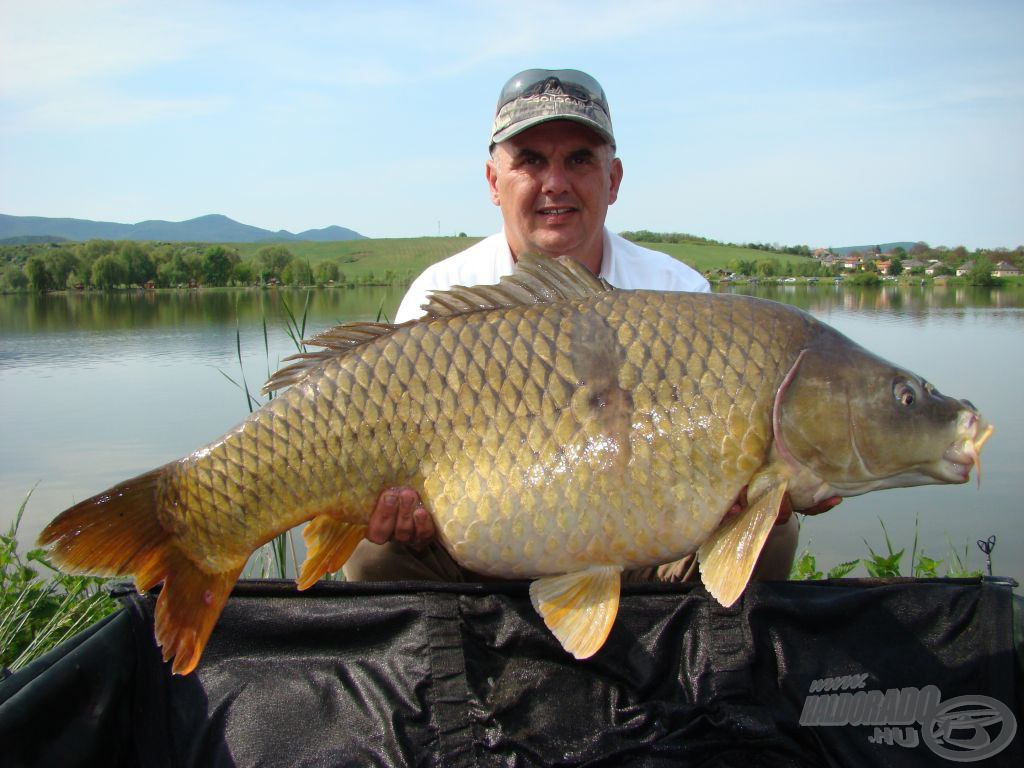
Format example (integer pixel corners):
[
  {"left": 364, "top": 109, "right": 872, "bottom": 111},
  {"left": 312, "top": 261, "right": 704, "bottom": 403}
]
[{"left": 500, "top": 227, "right": 611, "bottom": 278}]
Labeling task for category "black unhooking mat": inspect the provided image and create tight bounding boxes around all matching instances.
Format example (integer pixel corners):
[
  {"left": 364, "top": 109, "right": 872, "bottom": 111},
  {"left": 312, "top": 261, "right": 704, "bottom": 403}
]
[{"left": 1, "top": 577, "right": 1021, "bottom": 767}]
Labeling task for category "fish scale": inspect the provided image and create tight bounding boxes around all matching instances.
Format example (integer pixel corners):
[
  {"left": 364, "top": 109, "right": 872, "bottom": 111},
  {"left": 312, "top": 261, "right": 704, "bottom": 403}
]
[
  {"left": 387, "top": 291, "right": 777, "bottom": 578},
  {"left": 38, "top": 254, "right": 991, "bottom": 674}
]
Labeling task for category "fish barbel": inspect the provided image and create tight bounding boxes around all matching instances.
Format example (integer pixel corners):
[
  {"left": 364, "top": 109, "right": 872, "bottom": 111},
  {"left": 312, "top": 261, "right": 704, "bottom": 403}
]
[{"left": 39, "top": 255, "right": 993, "bottom": 674}]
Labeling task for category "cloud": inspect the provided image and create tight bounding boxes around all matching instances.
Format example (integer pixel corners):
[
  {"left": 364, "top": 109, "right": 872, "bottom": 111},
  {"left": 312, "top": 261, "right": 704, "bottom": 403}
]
[
  {"left": 0, "top": 90, "right": 221, "bottom": 134},
  {"left": 0, "top": 0, "right": 211, "bottom": 98},
  {"left": 180, "top": 0, "right": 713, "bottom": 88}
]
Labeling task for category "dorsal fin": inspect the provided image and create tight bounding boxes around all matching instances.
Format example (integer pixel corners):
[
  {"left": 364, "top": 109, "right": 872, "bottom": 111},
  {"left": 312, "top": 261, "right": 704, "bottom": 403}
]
[
  {"left": 262, "top": 323, "right": 399, "bottom": 393},
  {"left": 263, "top": 253, "right": 613, "bottom": 393},
  {"left": 422, "top": 253, "right": 612, "bottom": 318}
]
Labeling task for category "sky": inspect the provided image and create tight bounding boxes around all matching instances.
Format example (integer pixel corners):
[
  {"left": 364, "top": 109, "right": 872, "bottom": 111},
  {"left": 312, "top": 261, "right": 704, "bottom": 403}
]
[{"left": 1, "top": 0, "right": 1022, "bottom": 250}]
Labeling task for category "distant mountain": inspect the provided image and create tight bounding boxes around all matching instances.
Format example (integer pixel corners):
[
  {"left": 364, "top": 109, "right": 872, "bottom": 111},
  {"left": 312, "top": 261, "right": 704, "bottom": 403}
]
[
  {"left": 830, "top": 242, "right": 918, "bottom": 256},
  {"left": 0, "top": 213, "right": 367, "bottom": 243},
  {"left": 0, "top": 234, "right": 71, "bottom": 245}
]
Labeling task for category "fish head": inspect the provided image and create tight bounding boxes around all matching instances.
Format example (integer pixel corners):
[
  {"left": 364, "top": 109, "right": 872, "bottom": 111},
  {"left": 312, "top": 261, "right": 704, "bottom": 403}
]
[{"left": 773, "top": 339, "right": 993, "bottom": 504}]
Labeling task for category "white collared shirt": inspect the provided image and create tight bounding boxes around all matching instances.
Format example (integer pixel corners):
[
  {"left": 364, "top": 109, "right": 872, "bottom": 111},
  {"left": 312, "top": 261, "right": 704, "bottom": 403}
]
[{"left": 394, "top": 229, "right": 710, "bottom": 323}]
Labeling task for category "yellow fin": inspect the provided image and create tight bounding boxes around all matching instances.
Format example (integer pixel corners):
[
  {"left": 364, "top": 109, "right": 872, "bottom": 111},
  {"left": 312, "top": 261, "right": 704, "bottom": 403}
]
[
  {"left": 529, "top": 566, "right": 623, "bottom": 659},
  {"left": 151, "top": 549, "right": 242, "bottom": 675},
  {"left": 297, "top": 516, "right": 367, "bottom": 590},
  {"left": 698, "top": 477, "right": 788, "bottom": 607}
]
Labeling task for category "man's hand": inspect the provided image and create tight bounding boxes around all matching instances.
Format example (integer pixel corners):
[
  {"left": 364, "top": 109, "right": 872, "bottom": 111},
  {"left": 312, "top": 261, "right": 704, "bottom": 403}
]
[
  {"left": 366, "top": 484, "right": 840, "bottom": 548},
  {"left": 366, "top": 487, "right": 436, "bottom": 548},
  {"left": 726, "top": 487, "right": 842, "bottom": 526},
  {"left": 795, "top": 495, "right": 842, "bottom": 518}
]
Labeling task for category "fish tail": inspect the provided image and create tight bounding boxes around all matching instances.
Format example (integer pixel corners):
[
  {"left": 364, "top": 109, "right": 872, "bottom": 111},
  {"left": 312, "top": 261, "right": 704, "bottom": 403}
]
[
  {"left": 38, "top": 467, "right": 240, "bottom": 675},
  {"left": 38, "top": 467, "right": 170, "bottom": 579}
]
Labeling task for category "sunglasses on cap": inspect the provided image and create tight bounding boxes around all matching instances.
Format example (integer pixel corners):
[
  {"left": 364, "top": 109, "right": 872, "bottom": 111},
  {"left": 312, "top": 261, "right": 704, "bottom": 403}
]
[
  {"left": 490, "top": 68, "right": 615, "bottom": 147},
  {"left": 496, "top": 69, "right": 609, "bottom": 113}
]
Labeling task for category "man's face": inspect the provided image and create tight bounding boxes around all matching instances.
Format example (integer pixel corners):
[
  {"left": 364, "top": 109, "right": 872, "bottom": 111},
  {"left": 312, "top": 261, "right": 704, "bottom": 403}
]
[{"left": 486, "top": 120, "right": 623, "bottom": 272}]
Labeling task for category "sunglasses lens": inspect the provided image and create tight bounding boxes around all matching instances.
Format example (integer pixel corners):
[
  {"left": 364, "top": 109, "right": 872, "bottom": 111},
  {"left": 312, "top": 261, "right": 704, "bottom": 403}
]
[{"left": 498, "top": 69, "right": 606, "bottom": 110}]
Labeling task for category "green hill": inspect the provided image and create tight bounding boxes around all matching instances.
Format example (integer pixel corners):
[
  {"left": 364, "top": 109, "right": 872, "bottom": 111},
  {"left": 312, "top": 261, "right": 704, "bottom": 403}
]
[
  {"left": 639, "top": 241, "right": 812, "bottom": 273},
  {"left": 229, "top": 236, "right": 810, "bottom": 281},
  {"left": 0, "top": 213, "right": 367, "bottom": 243},
  {"left": 231, "top": 236, "right": 484, "bottom": 283}
]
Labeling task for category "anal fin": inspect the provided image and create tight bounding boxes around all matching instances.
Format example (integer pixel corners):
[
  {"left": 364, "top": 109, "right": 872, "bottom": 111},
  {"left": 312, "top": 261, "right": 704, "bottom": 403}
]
[
  {"left": 150, "top": 547, "right": 242, "bottom": 675},
  {"left": 297, "top": 516, "right": 367, "bottom": 590},
  {"left": 529, "top": 566, "right": 623, "bottom": 659},
  {"left": 698, "top": 476, "right": 788, "bottom": 607}
]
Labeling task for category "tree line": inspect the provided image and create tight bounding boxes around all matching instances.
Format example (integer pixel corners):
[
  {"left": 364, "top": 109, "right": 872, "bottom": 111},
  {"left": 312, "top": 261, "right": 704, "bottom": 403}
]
[
  {"left": 0, "top": 241, "right": 391, "bottom": 292},
  {"left": 621, "top": 231, "right": 813, "bottom": 256},
  {"left": 624, "top": 232, "right": 1024, "bottom": 281},
  {"left": 619, "top": 230, "right": 717, "bottom": 246}
]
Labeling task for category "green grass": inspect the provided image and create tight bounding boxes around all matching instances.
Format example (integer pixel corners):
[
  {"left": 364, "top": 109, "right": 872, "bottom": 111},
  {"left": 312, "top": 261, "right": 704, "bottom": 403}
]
[
  {"left": 231, "top": 236, "right": 482, "bottom": 284},
  {"left": 641, "top": 241, "right": 812, "bottom": 273},
  {"left": 1, "top": 489, "right": 119, "bottom": 673},
  {"left": 791, "top": 517, "right": 984, "bottom": 581}
]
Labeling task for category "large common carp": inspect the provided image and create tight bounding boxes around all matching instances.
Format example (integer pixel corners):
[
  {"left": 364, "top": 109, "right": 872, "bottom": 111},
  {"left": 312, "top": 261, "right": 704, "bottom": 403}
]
[{"left": 39, "top": 255, "right": 992, "bottom": 674}]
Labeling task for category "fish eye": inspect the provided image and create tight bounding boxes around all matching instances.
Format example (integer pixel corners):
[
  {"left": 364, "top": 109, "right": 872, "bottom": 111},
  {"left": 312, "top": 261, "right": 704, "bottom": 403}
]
[{"left": 893, "top": 380, "right": 920, "bottom": 407}]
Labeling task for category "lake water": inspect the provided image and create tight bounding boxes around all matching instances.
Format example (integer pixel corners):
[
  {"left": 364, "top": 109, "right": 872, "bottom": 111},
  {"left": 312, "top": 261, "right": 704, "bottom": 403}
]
[{"left": 1, "top": 283, "right": 1020, "bottom": 585}]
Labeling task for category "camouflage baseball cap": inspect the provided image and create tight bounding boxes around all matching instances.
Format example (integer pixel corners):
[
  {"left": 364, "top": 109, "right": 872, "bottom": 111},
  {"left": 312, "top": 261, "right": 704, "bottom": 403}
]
[{"left": 490, "top": 68, "right": 615, "bottom": 147}]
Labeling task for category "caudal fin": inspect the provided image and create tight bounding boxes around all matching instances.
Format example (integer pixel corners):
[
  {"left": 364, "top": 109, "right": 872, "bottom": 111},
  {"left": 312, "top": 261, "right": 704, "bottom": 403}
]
[
  {"left": 38, "top": 467, "right": 170, "bottom": 580},
  {"left": 38, "top": 467, "right": 240, "bottom": 675}
]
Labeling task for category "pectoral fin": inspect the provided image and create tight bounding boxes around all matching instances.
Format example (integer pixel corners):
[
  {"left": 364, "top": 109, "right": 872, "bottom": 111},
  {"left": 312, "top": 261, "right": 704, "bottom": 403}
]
[
  {"left": 529, "top": 566, "right": 623, "bottom": 659},
  {"left": 698, "top": 477, "right": 788, "bottom": 607},
  {"left": 297, "top": 516, "right": 367, "bottom": 590}
]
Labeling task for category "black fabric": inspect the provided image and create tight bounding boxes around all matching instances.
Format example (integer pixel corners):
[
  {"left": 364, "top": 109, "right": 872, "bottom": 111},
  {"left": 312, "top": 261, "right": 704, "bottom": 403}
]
[{"left": 1, "top": 578, "right": 1021, "bottom": 767}]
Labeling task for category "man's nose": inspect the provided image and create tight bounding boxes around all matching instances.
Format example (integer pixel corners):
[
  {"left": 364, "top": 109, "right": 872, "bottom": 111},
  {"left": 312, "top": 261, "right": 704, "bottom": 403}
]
[{"left": 540, "top": 162, "right": 571, "bottom": 194}]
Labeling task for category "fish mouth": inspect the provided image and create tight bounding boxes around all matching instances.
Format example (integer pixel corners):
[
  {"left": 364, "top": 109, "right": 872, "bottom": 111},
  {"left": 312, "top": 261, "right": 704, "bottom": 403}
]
[
  {"left": 824, "top": 407, "right": 994, "bottom": 497},
  {"left": 938, "top": 410, "right": 994, "bottom": 485}
]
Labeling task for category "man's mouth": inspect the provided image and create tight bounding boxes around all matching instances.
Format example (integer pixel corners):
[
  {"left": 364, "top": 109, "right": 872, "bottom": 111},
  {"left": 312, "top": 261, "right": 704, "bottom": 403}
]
[{"left": 538, "top": 207, "right": 576, "bottom": 218}]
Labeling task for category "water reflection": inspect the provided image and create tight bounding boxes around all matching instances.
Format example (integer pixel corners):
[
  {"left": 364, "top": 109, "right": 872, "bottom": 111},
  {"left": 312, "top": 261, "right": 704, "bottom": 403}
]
[
  {"left": 3, "top": 284, "right": 1020, "bottom": 339},
  {"left": 1, "top": 286, "right": 409, "bottom": 337},
  {"left": 720, "top": 283, "right": 1023, "bottom": 321}
]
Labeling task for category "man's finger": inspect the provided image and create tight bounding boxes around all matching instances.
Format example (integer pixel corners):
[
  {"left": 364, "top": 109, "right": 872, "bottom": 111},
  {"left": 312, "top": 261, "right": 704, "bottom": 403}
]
[
  {"left": 411, "top": 505, "right": 436, "bottom": 546},
  {"left": 366, "top": 488, "right": 399, "bottom": 544},
  {"left": 801, "top": 496, "right": 843, "bottom": 517},
  {"left": 776, "top": 493, "right": 794, "bottom": 526},
  {"left": 394, "top": 489, "right": 417, "bottom": 542}
]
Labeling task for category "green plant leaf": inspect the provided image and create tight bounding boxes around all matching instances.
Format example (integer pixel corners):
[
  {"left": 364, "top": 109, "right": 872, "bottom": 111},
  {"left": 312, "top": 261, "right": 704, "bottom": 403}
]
[{"left": 827, "top": 560, "right": 859, "bottom": 579}]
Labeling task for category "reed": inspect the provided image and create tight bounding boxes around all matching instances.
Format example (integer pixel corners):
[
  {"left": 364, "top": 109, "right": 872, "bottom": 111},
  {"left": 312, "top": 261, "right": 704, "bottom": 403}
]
[
  {"left": 0, "top": 488, "right": 118, "bottom": 674},
  {"left": 218, "top": 292, "right": 318, "bottom": 580}
]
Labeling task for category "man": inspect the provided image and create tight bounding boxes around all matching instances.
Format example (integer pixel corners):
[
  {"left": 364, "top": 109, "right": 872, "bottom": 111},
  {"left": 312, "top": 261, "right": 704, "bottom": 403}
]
[
  {"left": 344, "top": 68, "right": 837, "bottom": 582},
  {"left": 393, "top": 68, "right": 708, "bottom": 326}
]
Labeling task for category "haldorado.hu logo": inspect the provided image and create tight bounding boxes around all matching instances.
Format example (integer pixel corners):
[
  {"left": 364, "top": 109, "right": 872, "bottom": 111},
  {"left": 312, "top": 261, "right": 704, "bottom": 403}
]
[{"left": 799, "top": 675, "right": 1016, "bottom": 762}]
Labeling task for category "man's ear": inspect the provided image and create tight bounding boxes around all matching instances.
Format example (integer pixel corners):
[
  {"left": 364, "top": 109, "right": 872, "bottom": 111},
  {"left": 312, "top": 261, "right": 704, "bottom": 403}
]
[
  {"left": 608, "top": 157, "right": 623, "bottom": 205},
  {"left": 486, "top": 159, "right": 501, "bottom": 206}
]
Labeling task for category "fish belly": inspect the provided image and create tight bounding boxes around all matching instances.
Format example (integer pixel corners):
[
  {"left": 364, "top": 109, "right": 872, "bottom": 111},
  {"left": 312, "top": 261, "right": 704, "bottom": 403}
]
[{"left": 411, "top": 291, "right": 787, "bottom": 577}]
